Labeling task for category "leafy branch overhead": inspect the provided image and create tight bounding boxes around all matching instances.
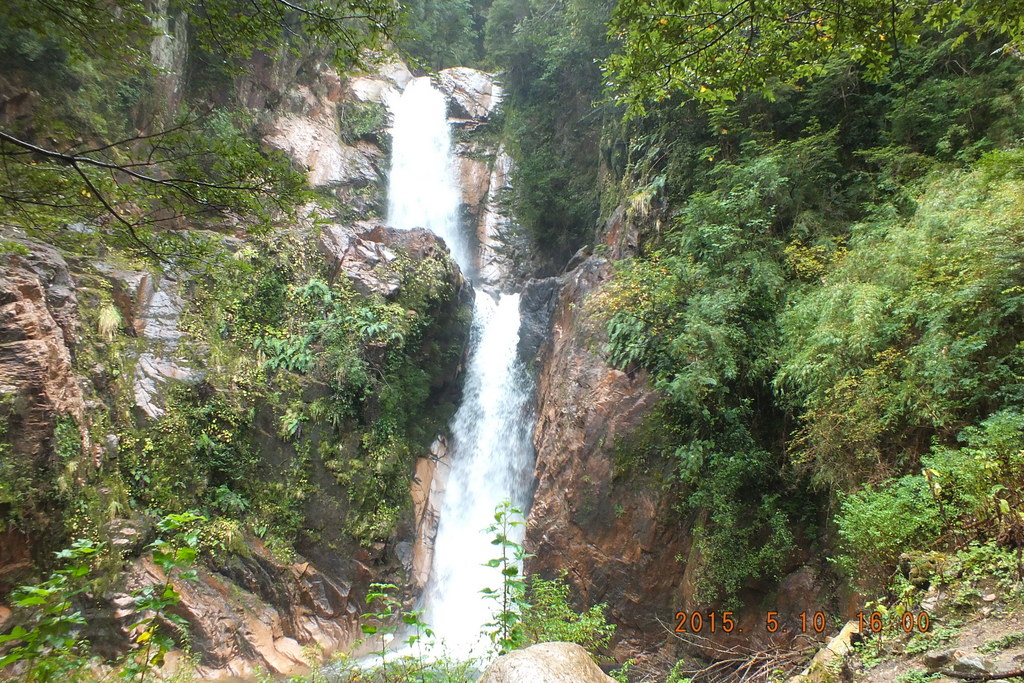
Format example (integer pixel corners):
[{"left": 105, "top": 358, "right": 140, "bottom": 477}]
[
  {"left": 0, "top": 114, "right": 305, "bottom": 260},
  {"left": 0, "top": 0, "right": 401, "bottom": 259},
  {"left": 605, "top": 0, "right": 1024, "bottom": 110}
]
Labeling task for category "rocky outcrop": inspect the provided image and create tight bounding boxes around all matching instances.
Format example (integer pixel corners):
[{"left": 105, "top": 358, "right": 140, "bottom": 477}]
[
  {"left": 263, "top": 69, "right": 383, "bottom": 189},
  {"left": 348, "top": 58, "right": 413, "bottom": 110},
  {"left": 318, "top": 220, "right": 470, "bottom": 300},
  {"left": 430, "top": 68, "right": 517, "bottom": 287},
  {"left": 409, "top": 437, "right": 451, "bottom": 590},
  {"left": 97, "top": 264, "right": 198, "bottom": 419},
  {"left": 524, "top": 258, "right": 676, "bottom": 658},
  {"left": 0, "top": 238, "right": 93, "bottom": 587},
  {"left": 319, "top": 220, "right": 402, "bottom": 297},
  {"left": 260, "top": 58, "right": 408, "bottom": 219},
  {"left": 438, "top": 67, "right": 503, "bottom": 123},
  {"left": 119, "top": 540, "right": 360, "bottom": 678},
  {"left": 0, "top": 240, "right": 86, "bottom": 465},
  {"left": 476, "top": 145, "right": 515, "bottom": 285},
  {"left": 479, "top": 642, "right": 615, "bottom": 683}
]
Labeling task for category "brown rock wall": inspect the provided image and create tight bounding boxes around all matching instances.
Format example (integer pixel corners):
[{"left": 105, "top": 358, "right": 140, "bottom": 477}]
[
  {"left": 525, "top": 258, "right": 689, "bottom": 658},
  {"left": 525, "top": 255, "right": 828, "bottom": 671},
  {"left": 120, "top": 541, "right": 361, "bottom": 678},
  {"left": 0, "top": 241, "right": 86, "bottom": 467}
]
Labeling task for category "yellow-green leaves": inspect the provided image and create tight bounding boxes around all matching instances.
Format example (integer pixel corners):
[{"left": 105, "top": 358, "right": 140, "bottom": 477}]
[{"left": 605, "top": 0, "right": 1024, "bottom": 112}]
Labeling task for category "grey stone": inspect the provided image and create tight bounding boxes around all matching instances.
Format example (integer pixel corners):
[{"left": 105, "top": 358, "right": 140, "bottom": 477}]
[
  {"left": 437, "top": 67, "right": 502, "bottom": 121},
  {"left": 103, "top": 433, "right": 120, "bottom": 459},
  {"left": 318, "top": 222, "right": 401, "bottom": 297},
  {"left": 953, "top": 654, "right": 995, "bottom": 676},
  {"left": 923, "top": 648, "right": 958, "bottom": 671}
]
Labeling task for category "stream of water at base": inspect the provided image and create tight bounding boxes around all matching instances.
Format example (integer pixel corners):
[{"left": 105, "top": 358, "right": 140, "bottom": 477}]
[{"left": 386, "top": 76, "right": 536, "bottom": 661}]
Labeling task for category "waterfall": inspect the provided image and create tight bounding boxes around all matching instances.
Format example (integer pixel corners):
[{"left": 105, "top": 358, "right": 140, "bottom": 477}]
[
  {"left": 387, "top": 76, "right": 536, "bottom": 659},
  {"left": 387, "top": 77, "right": 471, "bottom": 273}
]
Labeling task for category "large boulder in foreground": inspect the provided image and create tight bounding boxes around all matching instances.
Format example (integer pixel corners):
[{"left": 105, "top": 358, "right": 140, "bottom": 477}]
[{"left": 479, "top": 642, "right": 615, "bottom": 683}]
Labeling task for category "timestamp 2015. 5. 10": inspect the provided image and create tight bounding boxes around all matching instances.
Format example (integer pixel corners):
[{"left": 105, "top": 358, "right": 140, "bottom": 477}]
[{"left": 672, "top": 610, "right": 932, "bottom": 635}]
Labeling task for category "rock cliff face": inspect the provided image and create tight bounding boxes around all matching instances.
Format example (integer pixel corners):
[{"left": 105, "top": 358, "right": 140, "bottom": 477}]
[
  {"left": 0, "top": 54, "right": 508, "bottom": 677},
  {"left": 523, "top": 251, "right": 827, "bottom": 672},
  {"left": 0, "top": 223, "right": 470, "bottom": 677},
  {"left": 479, "top": 642, "right": 615, "bottom": 683},
  {"left": 0, "top": 242, "right": 90, "bottom": 567},
  {"left": 0, "top": 243, "right": 85, "bottom": 464},
  {"left": 437, "top": 67, "right": 514, "bottom": 287},
  {"left": 523, "top": 258, "right": 684, "bottom": 659},
  {"left": 120, "top": 543, "right": 362, "bottom": 678}
]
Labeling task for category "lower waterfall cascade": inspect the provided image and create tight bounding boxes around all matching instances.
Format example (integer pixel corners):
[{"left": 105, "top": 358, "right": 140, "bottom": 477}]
[{"left": 386, "top": 76, "right": 537, "bottom": 659}]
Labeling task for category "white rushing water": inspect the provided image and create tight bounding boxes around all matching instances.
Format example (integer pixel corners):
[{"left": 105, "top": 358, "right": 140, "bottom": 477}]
[
  {"left": 387, "top": 77, "right": 471, "bottom": 272},
  {"left": 387, "top": 76, "right": 536, "bottom": 660},
  {"left": 420, "top": 290, "right": 534, "bottom": 657}
]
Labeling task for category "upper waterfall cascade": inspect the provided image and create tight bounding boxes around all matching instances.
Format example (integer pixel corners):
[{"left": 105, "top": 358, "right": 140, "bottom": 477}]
[
  {"left": 387, "top": 76, "right": 536, "bottom": 659},
  {"left": 387, "top": 77, "right": 471, "bottom": 273}
]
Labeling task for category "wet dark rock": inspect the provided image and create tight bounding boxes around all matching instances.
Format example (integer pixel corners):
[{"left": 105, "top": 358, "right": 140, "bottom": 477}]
[
  {"left": 518, "top": 276, "right": 561, "bottom": 365},
  {"left": 564, "top": 245, "right": 592, "bottom": 273}
]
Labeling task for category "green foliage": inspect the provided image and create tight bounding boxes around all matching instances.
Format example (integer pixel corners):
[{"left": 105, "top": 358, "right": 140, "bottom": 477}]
[
  {"left": 180, "top": 0, "right": 400, "bottom": 70},
  {"left": 596, "top": 133, "right": 845, "bottom": 603},
  {"left": 253, "top": 334, "right": 315, "bottom": 373},
  {"left": 330, "top": 655, "right": 476, "bottom": 682},
  {"left": 924, "top": 410, "right": 1024, "bottom": 543},
  {"left": 360, "top": 582, "right": 429, "bottom": 654},
  {"left": 120, "top": 512, "right": 205, "bottom": 680},
  {"left": 0, "top": 539, "right": 103, "bottom": 681},
  {"left": 482, "top": 0, "right": 615, "bottom": 268},
  {"left": 120, "top": 386, "right": 256, "bottom": 513},
  {"left": 835, "top": 476, "right": 943, "bottom": 586},
  {"left": 977, "top": 631, "right": 1024, "bottom": 654},
  {"left": 344, "top": 582, "right": 475, "bottom": 682},
  {"left": 0, "top": 0, "right": 399, "bottom": 262},
  {"left": 835, "top": 410, "right": 1024, "bottom": 589},
  {"left": 162, "top": 230, "right": 468, "bottom": 551},
  {"left": 520, "top": 571, "right": 614, "bottom": 652},
  {"left": 481, "top": 500, "right": 531, "bottom": 655},
  {"left": 609, "top": 660, "right": 636, "bottom": 682},
  {"left": 0, "top": 513, "right": 203, "bottom": 681},
  {"left": 777, "top": 162, "right": 1024, "bottom": 490},
  {"left": 605, "top": 0, "right": 1024, "bottom": 110},
  {"left": 338, "top": 100, "right": 388, "bottom": 144},
  {"left": 592, "top": 21, "right": 1024, "bottom": 606},
  {"left": 395, "top": 0, "right": 482, "bottom": 70}
]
